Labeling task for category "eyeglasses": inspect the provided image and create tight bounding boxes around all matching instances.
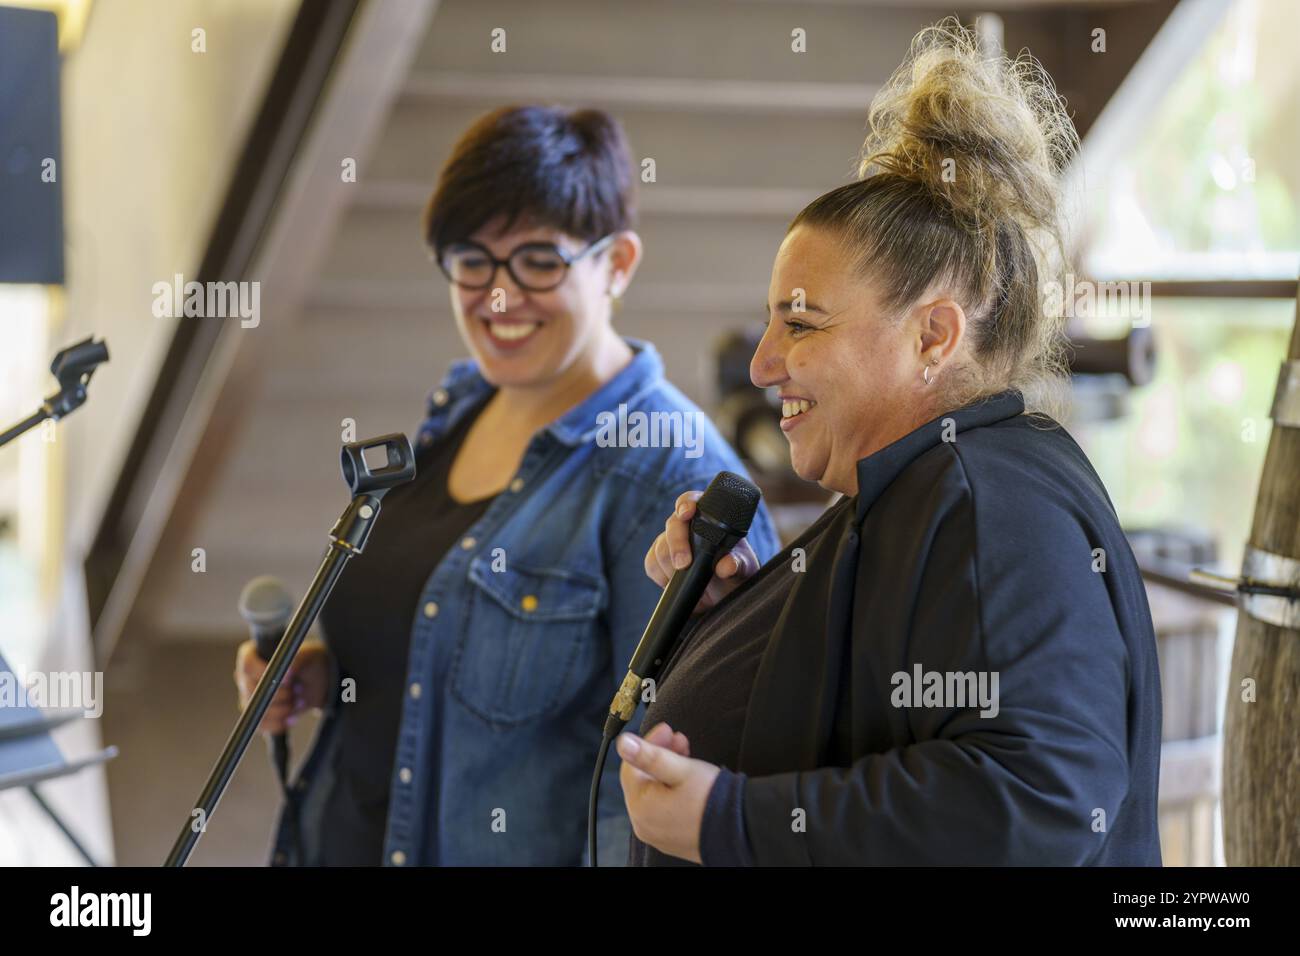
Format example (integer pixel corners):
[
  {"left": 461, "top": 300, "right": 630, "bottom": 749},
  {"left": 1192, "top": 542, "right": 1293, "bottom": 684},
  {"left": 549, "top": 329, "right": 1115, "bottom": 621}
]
[{"left": 435, "top": 234, "right": 616, "bottom": 292}]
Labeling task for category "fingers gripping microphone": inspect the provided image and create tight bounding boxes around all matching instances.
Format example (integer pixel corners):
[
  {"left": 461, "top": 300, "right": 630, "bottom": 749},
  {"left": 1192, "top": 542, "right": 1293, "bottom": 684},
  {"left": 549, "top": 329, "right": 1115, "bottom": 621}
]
[
  {"left": 604, "top": 471, "right": 763, "bottom": 738},
  {"left": 240, "top": 575, "right": 295, "bottom": 664}
]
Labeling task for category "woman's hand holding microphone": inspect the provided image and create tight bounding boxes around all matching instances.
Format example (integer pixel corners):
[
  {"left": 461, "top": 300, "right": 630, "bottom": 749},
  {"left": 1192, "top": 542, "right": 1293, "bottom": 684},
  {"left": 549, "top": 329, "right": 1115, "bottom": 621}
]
[
  {"left": 234, "top": 640, "right": 332, "bottom": 734},
  {"left": 642, "top": 489, "right": 762, "bottom": 612}
]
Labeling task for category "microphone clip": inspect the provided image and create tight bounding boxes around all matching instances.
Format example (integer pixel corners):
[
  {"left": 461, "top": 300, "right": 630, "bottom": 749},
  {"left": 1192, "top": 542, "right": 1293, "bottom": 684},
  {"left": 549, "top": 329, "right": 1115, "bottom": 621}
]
[
  {"left": 332, "top": 433, "right": 417, "bottom": 554},
  {"left": 44, "top": 336, "right": 109, "bottom": 420}
]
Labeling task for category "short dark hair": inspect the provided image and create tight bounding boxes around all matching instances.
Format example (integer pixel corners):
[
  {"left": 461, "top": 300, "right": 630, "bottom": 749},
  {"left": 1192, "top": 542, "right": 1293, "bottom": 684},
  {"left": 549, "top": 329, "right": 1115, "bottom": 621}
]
[{"left": 423, "top": 105, "right": 637, "bottom": 257}]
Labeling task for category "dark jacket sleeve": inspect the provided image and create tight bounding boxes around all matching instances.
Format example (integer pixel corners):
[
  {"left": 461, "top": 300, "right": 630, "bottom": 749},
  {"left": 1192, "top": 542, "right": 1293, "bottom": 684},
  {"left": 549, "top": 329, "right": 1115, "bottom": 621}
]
[
  {"left": 737, "top": 458, "right": 1134, "bottom": 865},
  {"left": 699, "top": 766, "right": 754, "bottom": 866}
]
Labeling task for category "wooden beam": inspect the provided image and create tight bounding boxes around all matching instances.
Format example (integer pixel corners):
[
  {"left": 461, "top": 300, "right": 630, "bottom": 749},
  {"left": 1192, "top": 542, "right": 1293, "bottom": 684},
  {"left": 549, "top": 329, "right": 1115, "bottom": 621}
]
[
  {"left": 1145, "top": 280, "right": 1298, "bottom": 300},
  {"left": 1222, "top": 279, "right": 1300, "bottom": 865},
  {"left": 355, "top": 181, "right": 818, "bottom": 218},
  {"left": 403, "top": 71, "right": 879, "bottom": 116}
]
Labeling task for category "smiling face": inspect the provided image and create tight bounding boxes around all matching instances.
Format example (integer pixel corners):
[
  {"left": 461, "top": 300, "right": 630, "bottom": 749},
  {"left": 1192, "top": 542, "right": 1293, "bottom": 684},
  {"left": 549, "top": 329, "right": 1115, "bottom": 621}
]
[
  {"left": 751, "top": 224, "right": 965, "bottom": 496},
  {"left": 445, "top": 214, "right": 638, "bottom": 391}
]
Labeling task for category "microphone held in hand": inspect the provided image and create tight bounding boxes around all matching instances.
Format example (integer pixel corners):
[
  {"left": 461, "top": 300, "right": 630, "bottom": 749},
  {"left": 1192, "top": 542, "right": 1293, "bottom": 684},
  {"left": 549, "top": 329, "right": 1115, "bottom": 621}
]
[
  {"left": 238, "top": 576, "right": 296, "bottom": 792},
  {"left": 239, "top": 576, "right": 295, "bottom": 665},
  {"left": 603, "top": 470, "right": 762, "bottom": 738}
]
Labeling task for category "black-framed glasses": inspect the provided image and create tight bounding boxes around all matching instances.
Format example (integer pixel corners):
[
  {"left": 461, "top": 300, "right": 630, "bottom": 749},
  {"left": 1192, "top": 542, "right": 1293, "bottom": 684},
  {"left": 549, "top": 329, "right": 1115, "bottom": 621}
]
[{"left": 435, "top": 234, "right": 616, "bottom": 292}]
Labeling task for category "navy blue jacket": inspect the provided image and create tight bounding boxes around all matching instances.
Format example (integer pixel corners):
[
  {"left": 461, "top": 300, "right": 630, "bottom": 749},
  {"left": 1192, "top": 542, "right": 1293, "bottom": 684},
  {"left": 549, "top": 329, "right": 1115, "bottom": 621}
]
[{"left": 700, "top": 389, "right": 1163, "bottom": 865}]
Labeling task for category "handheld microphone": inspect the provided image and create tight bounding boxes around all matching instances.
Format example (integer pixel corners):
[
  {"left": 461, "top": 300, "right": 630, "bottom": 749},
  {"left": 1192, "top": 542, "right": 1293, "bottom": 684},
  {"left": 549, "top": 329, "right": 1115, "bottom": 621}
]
[
  {"left": 240, "top": 575, "right": 295, "bottom": 667},
  {"left": 603, "top": 470, "right": 763, "bottom": 738},
  {"left": 588, "top": 470, "right": 762, "bottom": 866},
  {"left": 238, "top": 576, "right": 295, "bottom": 775}
]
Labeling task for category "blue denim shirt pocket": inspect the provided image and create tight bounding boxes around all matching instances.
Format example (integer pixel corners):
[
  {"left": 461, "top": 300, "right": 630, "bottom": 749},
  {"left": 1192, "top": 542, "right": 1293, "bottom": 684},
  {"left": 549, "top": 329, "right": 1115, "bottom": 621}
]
[{"left": 450, "top": 557, "right": 609, "bottom": 728}]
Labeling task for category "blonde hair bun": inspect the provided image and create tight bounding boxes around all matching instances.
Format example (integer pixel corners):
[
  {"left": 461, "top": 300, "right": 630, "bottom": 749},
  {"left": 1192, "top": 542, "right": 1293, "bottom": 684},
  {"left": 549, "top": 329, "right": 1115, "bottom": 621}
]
[{"left": 860, "top": 16, "right": 1078, "bottom": 244}]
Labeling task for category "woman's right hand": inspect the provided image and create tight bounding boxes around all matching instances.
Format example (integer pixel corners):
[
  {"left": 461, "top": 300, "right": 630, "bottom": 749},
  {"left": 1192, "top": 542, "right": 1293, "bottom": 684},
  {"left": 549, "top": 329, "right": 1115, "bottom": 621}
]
[
  {"left": 644, "top": 490, "right": 762, "bottom": 614},
  {"left": 234, "top": 640, "right": 332, "bottom": 734}
]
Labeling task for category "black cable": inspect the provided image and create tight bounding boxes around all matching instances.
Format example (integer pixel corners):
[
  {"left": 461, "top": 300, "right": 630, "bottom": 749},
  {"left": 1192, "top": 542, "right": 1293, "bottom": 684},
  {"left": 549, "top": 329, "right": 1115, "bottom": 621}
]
[
  {"left": 269, "top": 736, "right": 305, "bottom": 865},
  {"left": 587, "top": 733, "right": 614, "bottom": 868}
]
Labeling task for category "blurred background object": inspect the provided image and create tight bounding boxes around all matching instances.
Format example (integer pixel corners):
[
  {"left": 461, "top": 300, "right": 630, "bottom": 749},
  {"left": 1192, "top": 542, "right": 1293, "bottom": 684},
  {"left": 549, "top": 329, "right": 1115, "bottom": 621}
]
[{"left": 0, "top": 0, "right": 1296, "bottom": 866}]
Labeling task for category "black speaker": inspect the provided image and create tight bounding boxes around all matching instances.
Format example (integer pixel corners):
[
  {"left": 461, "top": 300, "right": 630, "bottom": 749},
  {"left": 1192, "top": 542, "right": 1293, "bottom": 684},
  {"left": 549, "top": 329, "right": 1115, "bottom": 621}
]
[{"left": 0, "top": 5, "right": 64, "bottom": 284}]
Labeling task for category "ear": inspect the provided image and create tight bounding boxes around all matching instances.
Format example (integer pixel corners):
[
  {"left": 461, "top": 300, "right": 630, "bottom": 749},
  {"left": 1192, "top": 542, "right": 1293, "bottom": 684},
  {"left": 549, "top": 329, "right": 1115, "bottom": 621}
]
[
  {"left": 914, "top": 297, "right": 967, "bottom": 364},
  {"left": 606, "top": 230, "right": 643, "bottom": 297}
]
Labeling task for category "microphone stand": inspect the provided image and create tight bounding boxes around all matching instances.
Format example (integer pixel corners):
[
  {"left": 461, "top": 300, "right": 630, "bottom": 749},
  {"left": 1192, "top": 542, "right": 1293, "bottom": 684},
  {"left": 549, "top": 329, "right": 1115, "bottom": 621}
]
[
  {"left": 164, "top": 433, "right": 415, "bottom": 867},
  {"left": 0, "top": 336, "right": 109, "bottom": 448}
]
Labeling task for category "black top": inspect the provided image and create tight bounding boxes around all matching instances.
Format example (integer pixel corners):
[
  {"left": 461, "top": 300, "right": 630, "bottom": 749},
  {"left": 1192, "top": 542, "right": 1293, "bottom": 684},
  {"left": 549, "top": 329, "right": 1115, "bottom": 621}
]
[
  {"left": 627, "top": 498, "right": 845, "bottom": 866},
  {"left": 314, "top": 395, "right": 493, "bottom": 866},
  {"left": 667, "top": 390, "right": 1162, "bottom": 866}
]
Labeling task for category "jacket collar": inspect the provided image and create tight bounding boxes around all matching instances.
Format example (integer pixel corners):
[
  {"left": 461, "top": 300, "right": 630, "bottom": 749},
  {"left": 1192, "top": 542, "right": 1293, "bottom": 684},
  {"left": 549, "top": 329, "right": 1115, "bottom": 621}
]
[
  {"left": 421, "top": 337, "right": 666, "bottom": 446},
  {"left": 854, "top": 389, "right": 1026, "bottom": 523}
]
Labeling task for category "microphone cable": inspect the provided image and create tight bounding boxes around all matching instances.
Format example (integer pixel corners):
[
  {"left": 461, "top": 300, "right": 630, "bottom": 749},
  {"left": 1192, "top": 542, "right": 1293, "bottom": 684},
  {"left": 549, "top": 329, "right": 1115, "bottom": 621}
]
[{"left": 587, "top": 731, "right": 615, "bottom": 868}]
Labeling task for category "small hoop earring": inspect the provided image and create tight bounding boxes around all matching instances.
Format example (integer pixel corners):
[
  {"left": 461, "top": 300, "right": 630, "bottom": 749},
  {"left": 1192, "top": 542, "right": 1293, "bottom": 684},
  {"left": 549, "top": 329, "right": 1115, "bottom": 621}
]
[{"left": 923, "top": 363, "right": 935, "bottom": 386}]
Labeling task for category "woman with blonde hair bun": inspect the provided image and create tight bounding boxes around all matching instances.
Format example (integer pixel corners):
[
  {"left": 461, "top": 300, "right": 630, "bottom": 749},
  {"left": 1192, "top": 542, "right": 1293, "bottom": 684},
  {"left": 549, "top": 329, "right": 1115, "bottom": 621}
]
[{"left": 619, "top": 19, "right": 1162, "bottom": 866}]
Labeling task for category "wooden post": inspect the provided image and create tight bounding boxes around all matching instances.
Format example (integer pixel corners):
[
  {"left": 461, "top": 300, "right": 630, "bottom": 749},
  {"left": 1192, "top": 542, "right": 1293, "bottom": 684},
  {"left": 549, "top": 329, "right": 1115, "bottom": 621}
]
[{"left": 1222, "top": 284, "right": 1300, "bottom": 865}]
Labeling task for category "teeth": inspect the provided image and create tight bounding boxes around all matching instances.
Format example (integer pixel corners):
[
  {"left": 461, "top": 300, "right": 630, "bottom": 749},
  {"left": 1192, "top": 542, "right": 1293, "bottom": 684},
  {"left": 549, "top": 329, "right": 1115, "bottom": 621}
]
[
  {"left": 487, "top": 320, "right": 540, "bottom": 341},
  {"left": 781, "top": 399, "right": 816, "bottom": 419}
]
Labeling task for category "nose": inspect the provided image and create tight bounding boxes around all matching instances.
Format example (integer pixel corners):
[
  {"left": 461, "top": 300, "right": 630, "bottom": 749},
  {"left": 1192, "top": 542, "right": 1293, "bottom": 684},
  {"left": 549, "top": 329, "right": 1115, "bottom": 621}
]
[{"left": 750, "top": 321, "right": 788, "bottom": 389}]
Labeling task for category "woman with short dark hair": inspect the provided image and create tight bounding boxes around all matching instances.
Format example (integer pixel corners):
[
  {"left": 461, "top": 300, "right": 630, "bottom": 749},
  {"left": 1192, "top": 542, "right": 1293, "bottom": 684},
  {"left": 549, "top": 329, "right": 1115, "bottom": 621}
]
[
  {"left": 619, "top": 21, "right": 1163, "bottom": 866},
  {"left": 236, "top": 104, "right": 780, "bottom": 866}
]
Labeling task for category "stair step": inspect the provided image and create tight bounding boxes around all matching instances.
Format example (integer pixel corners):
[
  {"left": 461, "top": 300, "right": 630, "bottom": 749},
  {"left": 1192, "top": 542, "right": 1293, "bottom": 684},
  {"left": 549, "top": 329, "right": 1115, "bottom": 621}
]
[
  {"left": 320, "top": 205, "right": 795, "bottom": 289},
  {"left": 405, "top": 70, "right": 880, "bottom": 115},
  {"left": 370, "top": 97, "right": 870, "bottom": 188},
  {"left": 354, "top": 181, "right": 820, "bottom": 218},
  {"left": 413, "top": 0, "right": 937, "bottom": 86}
]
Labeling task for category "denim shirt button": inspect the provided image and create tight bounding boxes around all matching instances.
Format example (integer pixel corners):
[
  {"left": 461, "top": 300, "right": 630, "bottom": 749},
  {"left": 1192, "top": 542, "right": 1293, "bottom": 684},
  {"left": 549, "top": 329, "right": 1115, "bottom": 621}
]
[
  {"left": 460, "top": 536, "right": 476, "bottom": 550},
  {"left": 399, "top": 767, "right": 412, "bottom": 784},
  {"left": 409, "top": 682, "right": 422, "bottom": 699},
  {"left": 423, "top": 601, "right": 438, "bottom": 618},
  {"left": 390, "top": 850, "right": 407, "bottom": 866},
  {"left": 432, "top": 389, "right": 449, "bottom": 406},
  {"left": 509, "top": 477, "right": 524, "bottom": 492}
]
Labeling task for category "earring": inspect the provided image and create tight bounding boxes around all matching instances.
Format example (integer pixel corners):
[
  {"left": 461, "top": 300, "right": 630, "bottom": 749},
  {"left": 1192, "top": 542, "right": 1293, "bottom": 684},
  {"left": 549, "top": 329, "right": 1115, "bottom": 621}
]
[{"left": 923, "top": 357, "right": 939, "bottom": 386}]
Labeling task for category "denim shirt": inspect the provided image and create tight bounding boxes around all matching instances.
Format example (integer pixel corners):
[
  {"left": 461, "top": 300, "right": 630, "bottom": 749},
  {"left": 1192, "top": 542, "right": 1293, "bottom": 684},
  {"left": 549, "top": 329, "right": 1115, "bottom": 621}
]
[{"left": 271, "top": 337, "right": 780, "bottom": 866}]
